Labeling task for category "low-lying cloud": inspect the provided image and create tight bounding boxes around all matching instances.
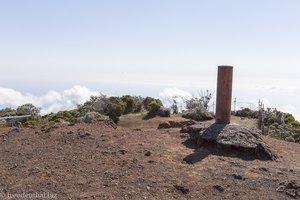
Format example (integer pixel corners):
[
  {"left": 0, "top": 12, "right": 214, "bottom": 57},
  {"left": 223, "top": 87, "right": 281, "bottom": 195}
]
[
  {"left": 0, "top": 85, "right": 100, "bottom": 115},
  {"left": 159, "top": 87, "right": 193, "bottom": 112}
]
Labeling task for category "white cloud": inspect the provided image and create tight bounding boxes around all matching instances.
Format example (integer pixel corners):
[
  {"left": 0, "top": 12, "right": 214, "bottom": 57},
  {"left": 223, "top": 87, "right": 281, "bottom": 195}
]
[
  {"left": 0, "top": 85, "right": 100, "bottom": 115},
  {"left": 159, "top": 87, "right": 193, "bottom": 111}
]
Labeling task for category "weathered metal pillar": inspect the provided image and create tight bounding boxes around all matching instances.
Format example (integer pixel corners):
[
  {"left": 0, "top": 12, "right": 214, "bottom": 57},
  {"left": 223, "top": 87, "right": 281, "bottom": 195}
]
[{"left": 215, "top": 66, "right": 233, "bottom": 124}]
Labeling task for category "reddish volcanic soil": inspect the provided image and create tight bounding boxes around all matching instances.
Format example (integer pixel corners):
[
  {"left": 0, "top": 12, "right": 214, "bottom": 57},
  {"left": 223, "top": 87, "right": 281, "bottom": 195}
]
[{"left": 0, "top": 115, "right": 299, "bottom": 200}]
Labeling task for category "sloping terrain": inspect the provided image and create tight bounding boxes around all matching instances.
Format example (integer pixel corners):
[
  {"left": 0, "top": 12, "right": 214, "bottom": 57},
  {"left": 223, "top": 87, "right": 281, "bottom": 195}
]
[{"left": 0, "top": 116, "right": 299, "bottom": 200}]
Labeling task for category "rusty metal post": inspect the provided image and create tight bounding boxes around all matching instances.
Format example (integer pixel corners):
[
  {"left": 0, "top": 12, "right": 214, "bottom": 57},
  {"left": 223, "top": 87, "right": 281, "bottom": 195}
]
[{"left": 215, "top": 66, "right": 233, "bottom": 124}]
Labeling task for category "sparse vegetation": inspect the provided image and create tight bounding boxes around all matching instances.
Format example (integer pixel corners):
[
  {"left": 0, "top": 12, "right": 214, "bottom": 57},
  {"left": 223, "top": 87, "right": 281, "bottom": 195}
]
[
  {"left": 260, "top": 108, "right": 300, "bottom": 144},
  {"left": 182, "top": 108, "right": 213, "bottom": 121},
  {"left": 182, "top": 90, "right": 213, "bottom": 121},
  {"left": 234, "top": 108, "right": 259, "bottom": 119},
  {"left": 16, "top": 103, "right": 41, "bottom": 119},
  {"left": 1, "top": 93, "right": 299, "bottom": 146},
  {"left": 143, "top": 100, "right": 171, "bottom": 119}
]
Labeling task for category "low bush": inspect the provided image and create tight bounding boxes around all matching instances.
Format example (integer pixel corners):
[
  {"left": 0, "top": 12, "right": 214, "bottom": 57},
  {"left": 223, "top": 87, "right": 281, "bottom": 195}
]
[
  {"left": 46, "top": 110, "right": 79, "bottom": 123},
  {"left": 143, "top": 105, "right": 171, "bottom": 120},
  {"left": 0, "top": 119, "right": 6, "bottom": 127},
  {"left": 0, "top": 108, "right": 17, "bottom": 117},
  {"left": 156, "top": 107, "right": 171, "bottom": 117},
  {"left": 24, "top": 119, "right": 42, "bottom": 127},
  {"left": 81, "top": 112, "right": 108, "bottom": 123},
  {"left": 234, "top": 108, "right": 259, "bottom": 119},
  {"left": 182, "top": 108, "right": 214, "bottom": 121}
]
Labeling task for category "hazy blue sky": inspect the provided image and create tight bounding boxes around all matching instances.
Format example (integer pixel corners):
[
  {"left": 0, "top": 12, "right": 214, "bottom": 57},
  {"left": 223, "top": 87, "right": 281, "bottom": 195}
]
[{"left": 0, "top": 0, "right": 300, "bottom": 118}]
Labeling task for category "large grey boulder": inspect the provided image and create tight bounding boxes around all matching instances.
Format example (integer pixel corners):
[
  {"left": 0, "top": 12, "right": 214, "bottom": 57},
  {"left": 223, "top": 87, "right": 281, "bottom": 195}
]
[{"left": 185, "top": 123, "right": 277, "bottom": 160}]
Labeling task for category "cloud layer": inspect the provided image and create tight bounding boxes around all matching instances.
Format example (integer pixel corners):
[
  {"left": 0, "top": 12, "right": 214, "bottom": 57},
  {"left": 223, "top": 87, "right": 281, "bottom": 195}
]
[{"left": 0, "top": 86, "right": 100, "bottom": 115}]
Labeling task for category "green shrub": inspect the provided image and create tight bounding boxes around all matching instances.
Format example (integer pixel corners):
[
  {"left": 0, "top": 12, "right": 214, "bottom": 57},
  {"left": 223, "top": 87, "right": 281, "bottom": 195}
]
[
  {"left": 235, "top": 108, "right": 258, "bottom": 119},
  {"left": 148, "top": 101, "right": 161, "bottom": 112},
  {"left": 182, "top": 108, "right": 214, "bottom": 121},
  {"left": 82, "top": 112, "right": 107, "bottom": 123},
  {"left": 291, "top": 121, "right": 300, "bottom": 129},
  {"left": 0, "top": 119, "right": 7, "bottom": 127},
  {"left": 156, "top": 108, "right": 171, "bottom": 117},
  {"left": 0, "top": 108, "right": 17, "bottom": 117},
  {"left": 24, "top": 120, "right": 42, "bottom": 126},
  {"left": 284, "top": 113, "right": 296, "bottom": 124},
  {"left": 143, "top": 97, "right": 162, "bottom": 111},
  {"left": 46, "top": 110, "right": 78, "bottom": 123},
  {"left": 16, "top": 103, "right": 41, "bottom": 118},
  {"left": 285, "top": 136, "right": 295, "bottom": 143},
  {"left": 121, "top": 95, "right": 136, "bottom": 114},
  {"left": 131, "top": 96, "right": 144, "bottom": 113},
  {"left": 107, "top": 100, "right": 126, "bottom": 123}
]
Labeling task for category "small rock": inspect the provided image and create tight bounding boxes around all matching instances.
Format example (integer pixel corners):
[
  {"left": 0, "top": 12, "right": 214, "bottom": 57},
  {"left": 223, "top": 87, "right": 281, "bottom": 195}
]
[
  {"left": 276, "top": 186, "right": 285, "bottom": 193},
  {"left": 146, "top": 186, "right": 151, "bottom": 190},
  {"left": 232, "top": 174, "right": 244, "bottom": 180},
  {"left": 213, "top": 185, "right": 224, "bottom": 192},
  {"left": 28, "top": 167, "right": 41, "bottom": 175},
  {"left": 286, "top": 190, "right": 298, "bottom": 198},
  {"left": 67, "top": 131, "right": 74, "bottom": 134},
  {"left": 259, "top": 167, "right": 269, "bottom": 172},
  {"left": 173, "top": 185, "right": 190, "bottom": 194},
  {"left": 144, "top": 151, "right": 151, "bottom": 157},
  {"left": 119, "top": 150, "right": 127, "bottom": 155},
  {"left": 276, "top": 171, "right": 284, "bottom": 175},
  {"left": 279, "top": 180, "right": 300, "bottom": 190}
]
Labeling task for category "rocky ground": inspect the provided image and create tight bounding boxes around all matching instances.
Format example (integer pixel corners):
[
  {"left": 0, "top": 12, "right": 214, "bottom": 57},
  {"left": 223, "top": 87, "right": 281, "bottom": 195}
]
[{"left": 0, "top": 116, "right": 299, "bottom": 200}]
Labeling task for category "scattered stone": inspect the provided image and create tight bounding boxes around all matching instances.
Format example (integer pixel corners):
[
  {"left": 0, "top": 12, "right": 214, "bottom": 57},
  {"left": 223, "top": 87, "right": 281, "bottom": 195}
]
[
  {"left": 286, "top": 190, "right": 299, "bottom": 199},
  {"left": 28, "top": 167, "right": 41, "bottom": 175},
  {"left": 77, "top": 130, "right": 91, "bottom": 138},
  {"left": 9, "top": 164, "right": 18, "bottom": 170},
  {"left": 119, "top": 150, "right": 127, "bottom": 155},
  {"left": 218, "top": 157, "right": 226, "bottom": 161},
  {"left": 144, "top": 151, "right": 151, "bottom": 157},
  {"left": 276, "top": 186, "right": 285, "bottom": 193},
  {"left": 277, "top": 180, "right": 300, "bottom": 198},
  {"left": 279, "top": 180, "right": 300, "bottom": 190},
  {"left": 277, "top": 171, "right": 284, "bottom": 175},
  {"left": 173, "top": 185, "right": 190, "bottom": 194},
  {"left": 232, "top": 174, "right": 244, "bottom": 180},
  {"left": 213, "top": 185, "right": 224, "bottom": 192},
  {"left": 259, "top": 167, "right": 269, "bottom": 172}
]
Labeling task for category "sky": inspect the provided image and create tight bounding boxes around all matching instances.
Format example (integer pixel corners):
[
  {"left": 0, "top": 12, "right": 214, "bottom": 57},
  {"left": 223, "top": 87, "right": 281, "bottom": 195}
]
[{"left": 0, "top": 0, "right": 299, "bottom": 119}]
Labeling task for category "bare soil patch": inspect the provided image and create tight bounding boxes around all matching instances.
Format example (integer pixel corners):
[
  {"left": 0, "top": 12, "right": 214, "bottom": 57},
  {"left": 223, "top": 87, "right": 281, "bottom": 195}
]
[{"left": 0, "top": 115, "right": 299, "bottom": 199}]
